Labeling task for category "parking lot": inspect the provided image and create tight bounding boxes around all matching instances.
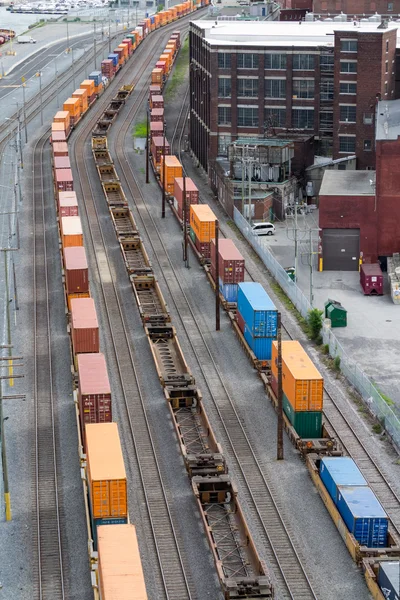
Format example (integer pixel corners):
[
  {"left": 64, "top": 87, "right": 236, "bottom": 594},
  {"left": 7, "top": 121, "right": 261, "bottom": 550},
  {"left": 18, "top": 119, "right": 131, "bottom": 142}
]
[{"left": 257, "top": 209, "right": 400, "bottom": 411}]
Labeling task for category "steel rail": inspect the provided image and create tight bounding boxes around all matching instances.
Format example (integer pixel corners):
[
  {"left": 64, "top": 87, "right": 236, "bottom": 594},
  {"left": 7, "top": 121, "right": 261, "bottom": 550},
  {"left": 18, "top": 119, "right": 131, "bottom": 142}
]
[
  {"left": 111, "top": 64, "right": 319, "bottom": 600},
  {"left": 32, "top": 131, "right": 65, "bottom": 600},
  {"left": 172, "top": 80, "right": 400, "bottom": 538},
  {"left": 69, "top": 21, "right": 199, "bottom": 600}
]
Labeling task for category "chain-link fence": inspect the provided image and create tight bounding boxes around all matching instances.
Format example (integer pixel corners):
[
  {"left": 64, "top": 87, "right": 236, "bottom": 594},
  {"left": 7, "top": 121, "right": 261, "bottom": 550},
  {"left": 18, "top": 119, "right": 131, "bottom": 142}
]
[{"left": 234, "top": 207, "right": 400, "bottom": 451}]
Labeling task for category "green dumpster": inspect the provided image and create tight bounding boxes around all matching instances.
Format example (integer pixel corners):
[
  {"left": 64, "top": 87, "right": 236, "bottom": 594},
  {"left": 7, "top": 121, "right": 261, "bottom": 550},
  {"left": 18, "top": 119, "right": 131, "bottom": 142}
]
[
  {"left": 285, "top": 267, "right": 296, "bottom": 282},
  {"left": 325, "top": 299, "right": 347, "bottom": 328}
]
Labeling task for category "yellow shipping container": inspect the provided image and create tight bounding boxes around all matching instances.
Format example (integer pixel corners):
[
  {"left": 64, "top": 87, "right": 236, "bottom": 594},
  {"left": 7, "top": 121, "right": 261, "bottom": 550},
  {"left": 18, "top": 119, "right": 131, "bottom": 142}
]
[
  {"left": 86, "top": 423, "right": 128, "bottom": 519},
  {"left": 63, "top": 97, "right": 81, "bottom": 118},
  {"left": 160, "top": 155, "right": 182, "bottom": 194},
  {"left": 271, "top": 340, "right": 324, "bottom": 412},
  {"left": 80, "top": 79, "right": 95, "bottom": 97},
  {"left": 98, "top": 525, "right": 148, "bottom": 600},
  {"left": 190, "top": 204, "right": 217, "bottom": 243}
]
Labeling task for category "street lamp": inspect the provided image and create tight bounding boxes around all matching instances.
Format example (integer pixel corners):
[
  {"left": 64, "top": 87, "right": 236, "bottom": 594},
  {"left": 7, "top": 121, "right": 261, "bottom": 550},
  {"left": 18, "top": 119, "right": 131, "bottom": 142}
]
[
  {"left": 35, "top": 72, "right": 43, "bottom": 126},
  {"left": 49, "top": 54, "right": 60, "bottom": 108}
]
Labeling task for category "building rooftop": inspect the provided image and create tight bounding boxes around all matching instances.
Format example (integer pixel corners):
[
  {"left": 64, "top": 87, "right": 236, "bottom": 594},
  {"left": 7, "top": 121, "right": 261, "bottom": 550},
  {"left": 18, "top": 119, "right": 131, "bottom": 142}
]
[
  {"left": 376, "top": 98, "right": 400, "bottom": 141},
  {"left": 319, "top": 170, "right": 376, "bottom": 196},
  {"left": 192, "top": 19, "right": 400, "bottom": 47}
]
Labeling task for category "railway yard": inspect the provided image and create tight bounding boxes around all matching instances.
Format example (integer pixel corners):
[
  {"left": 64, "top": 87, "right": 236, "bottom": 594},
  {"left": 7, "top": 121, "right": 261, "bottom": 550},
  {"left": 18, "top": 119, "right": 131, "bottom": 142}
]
[{"left": 0, "top": 3, "right": 400, "bottom": 600}]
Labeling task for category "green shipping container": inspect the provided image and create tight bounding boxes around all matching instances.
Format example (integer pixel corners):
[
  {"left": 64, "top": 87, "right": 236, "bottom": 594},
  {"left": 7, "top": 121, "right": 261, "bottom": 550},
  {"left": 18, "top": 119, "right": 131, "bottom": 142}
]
[{"left": 283, "top": 393, "right": 322, "bottom": 438}]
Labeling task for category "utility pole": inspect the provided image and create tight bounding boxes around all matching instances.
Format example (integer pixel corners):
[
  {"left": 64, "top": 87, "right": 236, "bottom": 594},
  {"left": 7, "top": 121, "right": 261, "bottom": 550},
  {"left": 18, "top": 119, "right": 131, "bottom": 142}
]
[
  {"left": 277, "top": 312, "right": 284, "bottom": 460},
  {"left": 37, "top": 72, "right": 43, "bottom": 126},
  {"left": 71, "top": 47, "right": 76, "bottom": 91},
  {"left": 294, "top": 200, "right": 298, "bottom": 283},
  {"left": 66, "top": 18, "right": 70, "bottom": 52},
  {"left": 309, "top": 228, "right": 313, "bottom": 306},
  {"left": 108, "top": 16, "right": 111, "bottom": 53},
  {"left": 21, "top": 79, "right": 28, "bottom": 144},
  {"left": 247, "top": 157, "right": 252, "bottom": 225},
  {"left": 162, "top": 123, "right": 166, "bottom": 218},
  {"left": 215, "top": 220, "right": 220, "bottom": 331},
  {"left": 182, "top": 176, "right": 189, "bottom": 267},
  {"left": 145, "top": 109, "right": 149, "bottom": 184},
  {"left": 93, "top": 21, "right": 97, "bottom": 71},
  {"left": 241, "top": 157, "right": 245, "bottom": 217}
]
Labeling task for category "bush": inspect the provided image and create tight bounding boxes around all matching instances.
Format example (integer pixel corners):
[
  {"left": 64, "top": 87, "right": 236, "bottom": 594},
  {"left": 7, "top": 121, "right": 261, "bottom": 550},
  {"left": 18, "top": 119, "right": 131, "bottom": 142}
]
[
  {"left": 334, "top": 356, "right": 341, "bottom": 372},
  {"left": 372, "top": 423, "right": 383, "bottom": 434},
  {"left": 322, "top": 344, "right": 329, "bottom": 355},
  {"left": 307, "top": 308, "right": 323, "bottom": 340}
]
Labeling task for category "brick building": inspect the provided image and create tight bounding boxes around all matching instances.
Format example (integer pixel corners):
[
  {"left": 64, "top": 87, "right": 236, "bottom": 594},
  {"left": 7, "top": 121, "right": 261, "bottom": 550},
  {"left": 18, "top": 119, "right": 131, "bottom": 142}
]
[
  {"left": 189, "top": 20, "right": 397, "bottom": 172},
  {"left": 291, "top": 0, "right": 400, "bottom": 18}
]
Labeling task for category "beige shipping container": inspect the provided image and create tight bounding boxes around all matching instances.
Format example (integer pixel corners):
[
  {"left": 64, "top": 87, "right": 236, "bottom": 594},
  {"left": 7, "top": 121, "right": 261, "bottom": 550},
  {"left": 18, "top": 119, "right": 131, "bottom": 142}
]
[
  {"left": 97, "top": 524, "right": 148, "bottom": 600},
  {"left": 271, "top": 340, "right": 324, "bottom": 412},
  {"left": 86, "top": 423, "right": 127, "bottom": 519},
  {"left": 61, "top": 215, "right": 83, "bottom": 248},
  {"left": 54, "top": 110, "right": 71, "bottom": 130}
]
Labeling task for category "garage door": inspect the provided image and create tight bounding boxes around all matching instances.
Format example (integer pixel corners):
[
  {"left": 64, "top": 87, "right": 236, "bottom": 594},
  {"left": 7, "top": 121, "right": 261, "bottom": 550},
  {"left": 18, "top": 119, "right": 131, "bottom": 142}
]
[{"left": 323, "top": 229, "right": 360, "bottom": 271}]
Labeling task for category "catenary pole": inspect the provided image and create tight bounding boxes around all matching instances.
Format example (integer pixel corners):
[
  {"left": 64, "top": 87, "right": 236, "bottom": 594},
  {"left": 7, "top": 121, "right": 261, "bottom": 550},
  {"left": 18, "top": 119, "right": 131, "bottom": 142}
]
[{"left": 277, "top": 311, "right": 284, "bottom": 460}]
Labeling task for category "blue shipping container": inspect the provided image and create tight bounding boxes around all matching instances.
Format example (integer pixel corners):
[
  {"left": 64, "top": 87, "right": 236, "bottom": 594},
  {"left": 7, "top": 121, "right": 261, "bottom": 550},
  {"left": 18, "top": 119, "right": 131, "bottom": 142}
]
[
  {"left": 219, "top": 278, "right": 238, "bottom": 303},
  {"left": 244, "top": 326, "right": 273, "bottom": 361},
  {"left": 237, "top": 282, "right": 278, "bottom": 338},
  {"left": 108, "top": 53, "right": 119, "bottom": 66},
  {"left": 337, "top": 486, "right": 388, "bottom": 548},
  {"left": 150, "top": 15, "right": 155, "bottom": 23},
  {"left": 378, "top": 562, "right": 400, "bottom": 600},
  {"left": 320, "top": 457, "right": 367, "bottom": 505},
  {"left": 89, "top": 70, "right": 102, "bottom": 86}
]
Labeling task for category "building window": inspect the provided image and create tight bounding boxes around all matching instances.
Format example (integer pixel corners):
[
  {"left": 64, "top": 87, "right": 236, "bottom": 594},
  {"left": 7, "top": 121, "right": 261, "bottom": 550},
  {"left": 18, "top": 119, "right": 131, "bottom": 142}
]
[
  {"left": 293, "top": 54, "right": 315, "bottom": 70},
  {"left": 339, "top": 82, "right": 357, "bottom": 95},
  {"left": 292, "top": 108, "right": 314, "bottom": 129},
  {"left": 321, "top": 80, "right": 334, "bottom": 100},
  {"left": 238, "top": 107, "right": 259, "bottom": 127},
  {"left": 320, "top": 54, "right": 334, "bottom": 72},
  {"left": 364, "top": 139, "right": 372, "bottom": 151},
  {"left": 293, "top": 79, "right": 314, "bottom": 99},
  {"left": 339, "top": 105, "right": 356, "bottom": 122},
  {"left": 339, "top": 136, "right": 356, "bottom": 153},
  {"left": 338, "top": 163, "right": 346, "bottom": 170},
  {"left": 385, "top": 61, "right": 389, "bottom": 73},
  {"left": 340, "top": 61, "right": 357, "bottom": 73},
  {"left": 340, "top": 40, "right": 357, "bottom": 52},
  {"left": 265, "top": 79, "right": 286, "bottom": 99},
  {"left": 237, "top": 54, "right": 259, "bottom": 69},
  {"left": 385, "top": 82, "right": 388, "bottom": 94},
  {"left": 363, "top": 112, "right": 373, "bottom": 124},
  {"left": 320, "top": 112, "right": 333, "bottom": 129},
  {"left": 388, "top": 2, "right": 393, "bottom": 10},
  {"left": 264, "top": 107, "right": 286, "bottom": 128},
  {"left": 265, "top": 53, "right": 287, "bottom": 70},
  {"left": 218, "top": 53, "right": 231, "bottom": 69},
  {"left": 218, "top": 106, "right": 231, "bottom": 125},
  {"left": 218, "top": 134, "right": 231, "bottom": 156},
  {"left": 237, "top": 78, "right": 259, "bottom": 97},
  {"left": 386, "top": 40, "right": 389, "bottom": 52},
  {"left": 218, "top": 77, "right": 231, "bottom": 97}
]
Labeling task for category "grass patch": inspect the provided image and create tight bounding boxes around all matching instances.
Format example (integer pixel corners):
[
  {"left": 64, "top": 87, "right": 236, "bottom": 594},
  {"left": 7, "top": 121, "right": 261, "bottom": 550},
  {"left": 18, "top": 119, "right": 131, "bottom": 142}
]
[
  {"left": 372, "top": 423, "right": 383, "bottom": 434},
  {"left": 333, "top": 356, "right": 341, "bottom": 372},
  {"left": 322, "top": 344, "right": 329, "bottom": 355},
  {"left": 377, "top": 389, "right": 395, "bottom": 407},
  {"left": 165, "top": 36, "right": 189, "bottom": 101},
  {"left": 133, "top": 120, "right": 147, "bottom": 138}
]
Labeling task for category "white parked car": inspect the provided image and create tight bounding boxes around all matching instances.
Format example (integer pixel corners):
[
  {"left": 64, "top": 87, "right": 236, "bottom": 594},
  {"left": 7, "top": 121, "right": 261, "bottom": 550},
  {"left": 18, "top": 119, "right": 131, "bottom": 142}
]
[{"left": 251, "top": 222, "right": 275, "bottom": 236}]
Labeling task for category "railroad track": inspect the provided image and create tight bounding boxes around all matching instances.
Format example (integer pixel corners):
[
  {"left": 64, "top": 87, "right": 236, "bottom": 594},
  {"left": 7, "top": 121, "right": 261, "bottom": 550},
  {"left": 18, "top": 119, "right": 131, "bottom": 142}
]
[
  {"left": 69, "top": 19, "right": 200, "bottom": 600},
  {"left": 171, "top": 79, "right": 400, "bottom": 539},
  {"left": 111, "top": 57, "right": 319, "bottom": 600},
  {"left": 32, "top": 131, "right": 66, "bottom": 600}
]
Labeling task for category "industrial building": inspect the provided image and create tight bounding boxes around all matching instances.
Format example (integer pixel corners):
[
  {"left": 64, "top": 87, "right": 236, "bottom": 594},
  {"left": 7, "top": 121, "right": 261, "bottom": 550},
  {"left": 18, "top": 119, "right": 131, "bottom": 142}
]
[{"left": 189, "top": 20, "right": 397, "bottom": 172}]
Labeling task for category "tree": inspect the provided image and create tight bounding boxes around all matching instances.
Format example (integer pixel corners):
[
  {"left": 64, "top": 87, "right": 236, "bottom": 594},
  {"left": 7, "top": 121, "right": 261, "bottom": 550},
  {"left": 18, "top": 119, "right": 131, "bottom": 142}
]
[{"left": 307, "top": 308, "right": 323, "bottom": 341}]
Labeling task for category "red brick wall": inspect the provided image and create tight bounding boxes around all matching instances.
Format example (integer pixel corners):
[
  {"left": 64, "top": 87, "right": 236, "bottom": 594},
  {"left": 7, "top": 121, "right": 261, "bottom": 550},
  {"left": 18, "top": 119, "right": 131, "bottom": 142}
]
[
  {"left": 376, "top": 138, "right": 400, "bottom": 255},
  {"left": 312, "top": 0, "right": 400, "bottom": 14},
  {"left": 319, "top": 193, "right": 378, "bottom": 261}
]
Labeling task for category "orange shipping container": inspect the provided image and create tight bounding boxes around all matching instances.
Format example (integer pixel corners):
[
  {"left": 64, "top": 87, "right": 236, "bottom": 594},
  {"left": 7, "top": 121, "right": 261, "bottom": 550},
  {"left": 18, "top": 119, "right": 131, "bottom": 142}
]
[
  {"left": 98, "top": 525, "right": 148, "bottom": 600},
  {"left": 54, "top": 110, "right": 71, "bottom": 130},
  {"left": 151, "top": 68, "right": 163, "bottom": 84},
  {"left": 72, "top": 88, "right": 88, "bottom": 113},
  {"left": 160, "top": 155, "right": 182, "bottom": 195},
  {"left": 118, "top": 43, "right": 129, "bottom": 59},
  {"left": 63, "top": 97, "right": 81, "bottom": 118},
  {"left": 190, "top": 204, "right": 217, "bottom": 243},
  {"left": 61, "top": 215, "right": 83, "bottom": 247},
  {"left": 80, "top": 79, "right": 96, "bottom": 101},
  {"left": 159, "top": 53, "right": 171, "bottom": 70},
  {"left": 85, "top": 423, "right": 127, "bottom": 519},
  {"left": 271, "top": 340, "right": 324, "bottom": 411}
]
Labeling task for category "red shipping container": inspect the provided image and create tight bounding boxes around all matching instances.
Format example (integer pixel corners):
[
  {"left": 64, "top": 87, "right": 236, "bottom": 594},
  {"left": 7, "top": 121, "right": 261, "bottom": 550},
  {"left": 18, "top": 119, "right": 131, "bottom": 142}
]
[
  {"left": 77, "top": 353, "right": 112, "bottom": 444},
  {"left": 54, "top": 155, "right": 71, "bottom": 171},
  {"left": 360, "top": 263, "right": 383, "bottom": 295},
  {"left": 122, "top": 38, "right": 133, "bottom": 54},
  {"left": 149, "top": 84, "right": 162, "bottom": 97},
  {"left": 237, "top": 310, "right": 245, "bottom": 335},
  {"left": 210, "top": 238, "right": 245, "bottom": 285},
  {"left": 52, "top": 142, "right": 69, "bottom": 157},
  {"left": 151, "top": 136, "right": 170, "bottom": 170},
  {"left": 155, "top": 60, "right": 167, "bottom": 74},
  {"left": 194, "top": 236, "right": 211, "bottom": 259},
  {"left": 150, "top": 95, "right": 164, "bottom": 109},
  {"left": 64, "top": 246, "right": 89, "bottom": 293},
  {"left": 150, "top": 108, "right": 164, "bottom": 122},
  {"left": 173, "top": 177, "right": 199, "bottom": 222},
  {"left": 59, "top": 191, "right": 78, "bottom": 217},
  {"left": 70, "top": 298, "right": 100, "bottom": 355},
  {"left": 55, "top": 168, "right": 74, "bottom": 192},
  {"left": 51, "top": 131, "right": 67, "bottom": 143},
  {"left": 150, "top": 121, "right": 164, "bottom": 140}
]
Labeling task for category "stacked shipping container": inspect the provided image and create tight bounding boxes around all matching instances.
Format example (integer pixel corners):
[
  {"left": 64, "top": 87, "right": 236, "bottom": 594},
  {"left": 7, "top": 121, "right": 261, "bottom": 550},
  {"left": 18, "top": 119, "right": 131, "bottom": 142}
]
[
  {"left": 189, "top": 204, "right": 216, "bottom": 258},
  {"left": 237, "top": 282, "right": 278, "bottom": 362},
  {"left": 173, "top": 176, "right": 198, "bottom": 221},
  {"left": 210, "top": 238, "right": 245, "bottom": 303}
]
